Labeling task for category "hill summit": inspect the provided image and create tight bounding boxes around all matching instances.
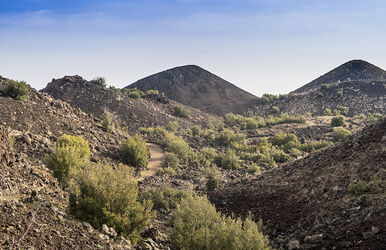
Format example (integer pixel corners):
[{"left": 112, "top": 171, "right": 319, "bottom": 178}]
[
  {"left": 294, "top": 59, "right": 386, "bottom": 93},
  {"left": 126, "top": 65, "right": 258, "bottom": 115}
]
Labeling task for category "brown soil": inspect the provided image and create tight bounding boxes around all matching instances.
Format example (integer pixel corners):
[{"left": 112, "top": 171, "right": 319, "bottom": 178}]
[{"left": 139, "top": 143, "right": 166, "bottom": 181}]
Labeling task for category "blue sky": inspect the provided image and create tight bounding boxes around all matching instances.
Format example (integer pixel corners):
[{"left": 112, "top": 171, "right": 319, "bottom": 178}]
[{"left": 1, "top": 0, "right": 385, "bottom": 95}]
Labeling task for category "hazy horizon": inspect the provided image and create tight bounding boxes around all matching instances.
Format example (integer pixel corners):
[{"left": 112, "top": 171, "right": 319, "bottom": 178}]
[{"left": 1, "top": 0, "right": 385, "bottom": 96}]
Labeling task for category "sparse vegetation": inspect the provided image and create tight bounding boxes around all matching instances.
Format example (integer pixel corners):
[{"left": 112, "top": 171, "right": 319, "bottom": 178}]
[
  {"left": 170, "top": 195, "right": 270, "bottom": 250},
  {"left": 3, "top": 79, "right": 29, "bottom": 101},
  {"left": 248, "top": 163, "right": 261, "bottom": 175},
  {"left": 215, "top": 149, "right": 240, "bottom": 169},
  {"left": 121, "top": 135, "right": 149, "bottom": 169},
  {"left": 191, "top": 125, "right": 202, "bottom": 136},
  {"left": 157, "top": 167, "right": 176, "bottom": 176},
  {"left": 348, "top": 181, "right": 372, "bottom": 196},
  {"left": 69, "top": 164, "right": 154, "bottom": 243},
  {"left": 45, "top": 134, "right": 90, "bottom": 187},
  {"left": 165, "top": 152, "right": 180, "bottom": 169},
  {"left": 333, "top": 105, "right": 349, "bottom": 116},
  {"left": 173, "top": 105, "right": 190, "bottom": 118},
  {"left": 164, "top": 132, "right": 195, "bottom": 164}
]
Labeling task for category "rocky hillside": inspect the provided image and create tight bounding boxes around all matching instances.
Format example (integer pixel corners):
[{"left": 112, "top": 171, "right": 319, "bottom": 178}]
[
  {"left": 42, "top": 75, "right": 210, "bottom": 132},
  {"left": 294, "top": 60, "right": 386, "bottom": 93},
  {"left": 0, "top": 85, "right": 133, "bottom": 249},
  {"left": 253, "top": 79, "right": 386, "bottom": 117},
  {"left": 126, "top": 65, "right": 258, "bottom": 115},
  {"left": 210, "top": 118, "right": 386, "bottom": 249}
]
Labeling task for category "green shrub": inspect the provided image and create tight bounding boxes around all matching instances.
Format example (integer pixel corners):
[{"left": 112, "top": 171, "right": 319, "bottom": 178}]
[
  {"left": 333, "top": 106, "right": 349, "bottom": 116},
  {"left": 69, "top": 164, "right": 154, "bottom": 243},
  {"left": 164, "top": 132, "right": 195, "bottom": 164},
  {"left": 45, "top": 134, "right": 90, "bottom": 187},
  {"left": 198, "top": 147, "right": 218, "bottom": 167},
  {"left": 336, "top": 90, "right": 343, "bottom": 98},
  {"left": 89, "top": 76, "right": 106, "bottom": 87},
  {"left": 122, "top": 88, "right": 144, "bottom": 99},
  {"left": 325, "top": 108, "right": 333, "bottom": 116},
  {"left": 321, "top": 84, "right": 330, "bottom": 90},
  {"left": 248, "top": 163, "right": 261, "bottom": 175},
  {"left": 299, "top": 140, "right": 331, "bottom": 152},
  {"left": 140, "top": 187, "right": 189, "bottom": 211},
  {"left": 101, "top": 109, "right": 114, "bottom": 133},
  {"left": 271, "top": 133, "right": 301, "bottom": 151},
  {"left": 173, "top": 105, "right": 190, "bottom": 118},
  {"left": 121, "top": 135, "right": 149, "bottom": 169},
  {"left": 333, "top": 127, "right": 351, "bottom": 141},
  {"left": 165, "top": 152, "right": 180, "bottom": 169},
  {"left": 205, "top": 166, "right": 221, "bottom": 191},
  {"left": 205, "top": 117, "right": 225, "bottom": 131},
  {"left": 146, "top": 89, "right": 159, "bottom": 95},
  {"left": 271, "top": 106, "right": 280, "bottom": 114},
  {"left": 3, "top": 79, "right": 29, "bottom": 101},
  {"left": 157, "top": 167, "right": 176, "bottom": 176},
  {"left": 170, "top": 195, "right": 270, "bottom": 250},
  {"left": 191, "top": 125, "right": 202, "bottom": 136},
  {"left": 330, "top": 115, "right": 347, "bottom": 127},
  {"left": 261, "top": 93, "right": 278, "bottom": 103},
  {"left": 215, "top": 149, "right": 240, "bottom": 169},
  {"left": 271, "top": 148, "right": 289, "bottom": 163},
  {"left": 166, "top": 121, "right": 179, "bottom": 132},
  {"left": 108, "top": 85, "right": 120, "bottom": 92},
  {"left": 217, "top": 129, "right": 246, "bottom": 146},
  {"left": 348, "top": 180, "right": 372, "bottom": 197}
]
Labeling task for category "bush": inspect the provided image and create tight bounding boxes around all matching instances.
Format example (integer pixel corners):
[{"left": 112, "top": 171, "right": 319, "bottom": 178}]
[
  {"left": 333, "top": 106, "right": 349, "bottom": 116},
  {"left": 89, "top": 77, "right": 106, "bottom": 87},
  {"left": 69, "top": 164, "right": 154, "bottom": 243},
  {"left": 205, "top": 166, "right": 221, "bottom": 191},
  {"left": 122, "top": 88, "right": 144, "bottom": 99},
  {"left": 165, "top": 152, "right": 180, "bottom": 169},
  {"left": 146, "top": 89, "right": 159, "bottom": 95},
  {"left": 261, "top": 93, "right": 278, "bottom": 103},
  {"left": 166, "top": 121, "right": 179, "bottom": 132},
  {"left": 333, "top": 127, "right": 351, "bottom": 141},
  {"left": 330, "top": 115, "right": 347, "bottom": 127},
  {"left": 205, "top": 117, "right": 224, "bottom": 131},
  {"left": 173, "top": 105, "right": 190, "bottom": 118},
  {"left": 45, "top": 134, "right": 90, "bottom": 187},
  {"left": 217, "top": 129, "right": 246, "bottom": 146},
  {"left": 271, "top": 106, "right": 280, "bottom": 114},
  {"left": 271, "top": 148, "right": 289, "bottom": 163},
  {"left": 321, "top": 84, "right": 330, "bottom": 90},
  {"left": 3, "top": 79, "right": 29, "bottom": 101},
  {"left": 170, "top": 195, "right": 270, "bottom": 250},
  {"left": 101, "top": 109, "right": 114, "bottom": 133},
  {"left": 191, "top": 125, "right": 202, "bottom": 136},
  {"left": 157, "top": 167, "right": 176, "bottom": 176},
  {"left": 271, "top": 133, "right": 301, "bottom": 151},
  {"left": 139, "top": 187, "right": 189, "bottom": 211},
  {"left": 325, "top": 108, "right": 333, "bottom": 116},
  {"left": 248, "top": 163, "right": 261, "bottom": 175},
  {"left": 198, "top": 147, "right": 218, "bottom": 167},
  {"left": 215, "top": 149, "right": 240, "bottom": 169},
  {"left": 164, "top": 132, "right": 195, "bottom": 164},
  {"left": 336, "top": 90, "right": 343, "bottom": 98},
  {"left": 299, "top": 140, "right": 331, "bottom": 152},
  {"left": 348, "top": 180, "right": 372, "bottom": 197},
  {"left": 121, "top": 135, "right": 149, "bottom": 169}
]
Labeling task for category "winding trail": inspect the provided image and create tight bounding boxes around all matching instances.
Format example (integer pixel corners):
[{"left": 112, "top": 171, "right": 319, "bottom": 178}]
[{"left": 139, "top": 143, "right": 165, "bottom": 181}]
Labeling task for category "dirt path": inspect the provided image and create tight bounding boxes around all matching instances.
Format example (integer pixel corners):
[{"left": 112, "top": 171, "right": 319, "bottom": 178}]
[{"left": 139, "top": 143, "right": 165, "bottom": 181}]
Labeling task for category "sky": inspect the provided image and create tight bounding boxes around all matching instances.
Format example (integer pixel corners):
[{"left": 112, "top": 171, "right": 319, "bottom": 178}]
[{"left": 0, "top": 0, "right": 385, "bottom": 96}]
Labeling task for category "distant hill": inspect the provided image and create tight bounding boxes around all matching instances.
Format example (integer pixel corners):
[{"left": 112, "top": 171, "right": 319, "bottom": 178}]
[
  {"left": 126, "top": 65, "right": 258, "bottom": 115},
  {"left": 294, "top": 59, "right": 386, "bottom": 93},
  {"left": 210, "top": 118, "right": 386, "bottom": 249},
  {"left": 253, "top": 60, "right": 386, "bottom": 117}
]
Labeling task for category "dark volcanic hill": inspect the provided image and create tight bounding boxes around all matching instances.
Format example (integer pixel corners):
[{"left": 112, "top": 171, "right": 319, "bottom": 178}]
[
  {"left": 126, "top": 65, "right": 258, "bottom": 115},
  {"left": 294, "top": 59, "right": 386, "bottom": 93},
  {"left": 210, "top": 118, "right": 386, "bottom": 249},
  {"left": 42, "top": 75, "right": 210, "bottom": 132}
]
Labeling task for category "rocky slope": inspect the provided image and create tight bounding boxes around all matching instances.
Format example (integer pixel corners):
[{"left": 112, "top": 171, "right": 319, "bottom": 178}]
[
  {"left": 253, "top": 79, "right": 386, "bottom": 117},
  {"left": 126, "top": 65, "right": 258, "bottom": 115},
  {"left": 42, "top": 75, "right": 210, "bottom": 132},
  {"left": 210, "top": 118, "right": 386, "bottom": 249},
  {"left": 294, "top": 60, "right": 386, "bottom": 93}
]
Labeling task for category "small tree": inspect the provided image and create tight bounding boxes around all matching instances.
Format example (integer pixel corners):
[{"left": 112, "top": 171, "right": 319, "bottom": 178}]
[
  {"left": 69, "top": 164, "right": 155, "bottom": 243},
  {"left": 45, "top": 134, "right": 90, "bottom": 187},
  {"left": 205, "top": 165, "right": 222, "bottom": 191},
  {"left": 3, "top": 79, "right": 29, "bottom": 100},
  {"left": 121, "top": 135, "right": 149, "bottom": 169}
]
